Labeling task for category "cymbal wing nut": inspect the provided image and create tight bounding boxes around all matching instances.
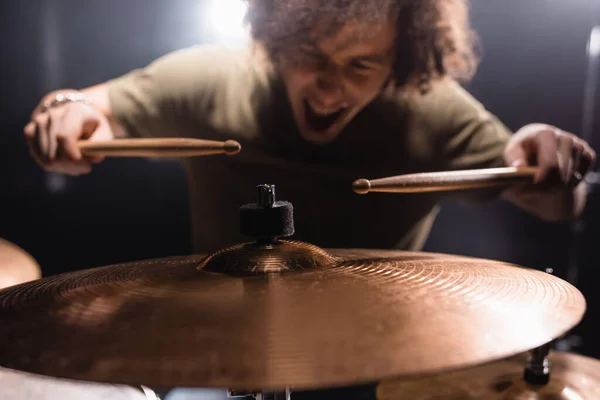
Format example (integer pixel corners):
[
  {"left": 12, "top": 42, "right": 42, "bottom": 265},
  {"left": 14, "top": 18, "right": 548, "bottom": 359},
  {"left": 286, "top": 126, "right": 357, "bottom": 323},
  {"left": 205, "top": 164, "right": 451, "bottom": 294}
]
[{"left": 240, "top": 185, "right": 294, "bottom": 238}]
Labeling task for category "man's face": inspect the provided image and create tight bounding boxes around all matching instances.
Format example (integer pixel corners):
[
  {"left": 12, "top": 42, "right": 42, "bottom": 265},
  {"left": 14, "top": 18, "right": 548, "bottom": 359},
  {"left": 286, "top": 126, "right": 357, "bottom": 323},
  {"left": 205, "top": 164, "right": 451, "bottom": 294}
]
[{"left": 278, "top": 18, "right": 396, "bottom": 144}]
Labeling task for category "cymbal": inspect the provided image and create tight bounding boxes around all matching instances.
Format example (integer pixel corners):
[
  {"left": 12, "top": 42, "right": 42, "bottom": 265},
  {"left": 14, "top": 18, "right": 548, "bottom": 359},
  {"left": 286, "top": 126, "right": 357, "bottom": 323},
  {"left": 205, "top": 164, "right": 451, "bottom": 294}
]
[
  {"left": 0, "top": 367, "right": 155, "bottom": 400},
  {"left": 0, "top": 246, "right": 585, "bottom": 391},
  {"left": 377, "top": 351, "right": 600, "bottom": 400},
  {"left": 0, "top": 238, "right": 41, "bottom": 289}
]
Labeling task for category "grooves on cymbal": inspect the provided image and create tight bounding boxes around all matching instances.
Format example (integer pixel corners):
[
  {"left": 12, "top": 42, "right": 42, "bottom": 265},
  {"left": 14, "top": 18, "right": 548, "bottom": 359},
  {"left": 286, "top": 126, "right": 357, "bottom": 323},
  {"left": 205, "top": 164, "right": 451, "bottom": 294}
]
[
  {"left": 0, "top": 250, "right": 586, "bottom": 391},
  {"left": 197, "top": 240, "right": 338, "bottom": 276}
]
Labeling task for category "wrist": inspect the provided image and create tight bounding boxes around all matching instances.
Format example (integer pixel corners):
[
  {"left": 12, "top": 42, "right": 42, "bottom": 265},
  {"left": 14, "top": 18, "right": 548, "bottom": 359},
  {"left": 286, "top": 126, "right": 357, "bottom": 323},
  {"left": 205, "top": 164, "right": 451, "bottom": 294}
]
[{"left": 40, "top": 91, "right": 92, "bottom": 113}]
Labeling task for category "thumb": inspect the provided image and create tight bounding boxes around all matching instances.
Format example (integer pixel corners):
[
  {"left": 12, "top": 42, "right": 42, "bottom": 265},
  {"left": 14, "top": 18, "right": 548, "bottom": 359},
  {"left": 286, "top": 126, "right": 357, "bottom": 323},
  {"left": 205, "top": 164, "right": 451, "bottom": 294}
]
[
  {"left": 24, "top": 122, "right": 36, "bottom": 139},
  {"left": 502, "top": 142, "right": 537, "bottom": 196}
]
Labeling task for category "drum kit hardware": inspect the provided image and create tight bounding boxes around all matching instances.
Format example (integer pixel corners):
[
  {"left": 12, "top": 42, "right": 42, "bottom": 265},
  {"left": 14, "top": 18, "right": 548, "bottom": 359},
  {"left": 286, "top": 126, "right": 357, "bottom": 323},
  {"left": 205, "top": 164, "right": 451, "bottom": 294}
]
[
  {"left": 227, "top": 389, "right": 292, "bottom": 400},
  {"left": 376, "top": 350, "right": 600, "bottom": 399},
  {"left": 0, "top": 138, "right": 596, "bottom": 399}
]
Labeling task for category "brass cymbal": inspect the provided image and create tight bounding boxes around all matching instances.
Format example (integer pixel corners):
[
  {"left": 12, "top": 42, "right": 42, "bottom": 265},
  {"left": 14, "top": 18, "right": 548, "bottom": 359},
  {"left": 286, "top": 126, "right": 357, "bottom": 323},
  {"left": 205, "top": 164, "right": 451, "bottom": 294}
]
[
  {"left": 0, "top": 238, "right": 41, "bottom": 289},
  {"left": 377, "top": 351, "right": 600, "bottom": 400},
  {"left": 0, "top": 245, "right": 585, "bottom": 391},
  {"left": 0, "top": 367, "right": 155, "bottom": 400}
]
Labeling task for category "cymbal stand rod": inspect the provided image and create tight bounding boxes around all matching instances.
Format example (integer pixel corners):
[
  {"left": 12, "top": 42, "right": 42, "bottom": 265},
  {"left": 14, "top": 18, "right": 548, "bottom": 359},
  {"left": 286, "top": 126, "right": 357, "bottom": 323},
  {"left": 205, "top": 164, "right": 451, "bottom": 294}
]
[
  {"left": 566, "top": 25, "right": 600, "bottom": 287},
  {"left": 139, "top": 386, "right": 161, "bottom": 399},
  {"left": 523, "top": 342, "right": 552, "bottom": 385},
  {"left": 228, "top": 389, "right": 292, "bottom": 400}
]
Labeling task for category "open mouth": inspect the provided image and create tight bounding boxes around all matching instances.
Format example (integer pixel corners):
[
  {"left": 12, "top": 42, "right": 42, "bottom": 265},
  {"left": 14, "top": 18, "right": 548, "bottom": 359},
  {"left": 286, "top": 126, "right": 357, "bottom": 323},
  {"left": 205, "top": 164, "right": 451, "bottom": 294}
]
[{"left": 303, "top": 99, "right": 346, "bottom": 132}]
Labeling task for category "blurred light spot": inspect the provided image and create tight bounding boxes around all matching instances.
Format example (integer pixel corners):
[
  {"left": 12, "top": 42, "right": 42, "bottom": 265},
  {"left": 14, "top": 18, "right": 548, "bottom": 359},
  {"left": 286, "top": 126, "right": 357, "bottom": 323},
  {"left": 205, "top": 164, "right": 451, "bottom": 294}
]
[
  {"left": 589, "top": 26, "right": 600, "bottom": 57},
  {"left": 206, "top": 0, "right": 249, "bottom": 44},
  {"left": 45, "top": 172, "right": 68, "bottom": 195}
]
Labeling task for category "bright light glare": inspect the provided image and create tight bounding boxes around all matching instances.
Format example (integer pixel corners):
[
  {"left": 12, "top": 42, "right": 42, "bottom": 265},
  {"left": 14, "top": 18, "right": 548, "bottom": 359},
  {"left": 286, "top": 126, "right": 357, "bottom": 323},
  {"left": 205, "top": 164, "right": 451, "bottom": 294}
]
[
  {"left": 589, "top": 26, "right": 600, "bottom": 57},
  {"left": 206, "top": 0, "right": 249, "bottom": 43}
]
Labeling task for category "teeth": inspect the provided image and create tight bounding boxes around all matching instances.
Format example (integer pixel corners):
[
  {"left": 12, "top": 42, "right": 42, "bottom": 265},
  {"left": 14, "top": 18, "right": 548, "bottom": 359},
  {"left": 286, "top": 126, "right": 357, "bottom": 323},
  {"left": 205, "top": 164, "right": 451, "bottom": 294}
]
[{"left": 308, "top": 102, "right": 344, "bottom": 116}]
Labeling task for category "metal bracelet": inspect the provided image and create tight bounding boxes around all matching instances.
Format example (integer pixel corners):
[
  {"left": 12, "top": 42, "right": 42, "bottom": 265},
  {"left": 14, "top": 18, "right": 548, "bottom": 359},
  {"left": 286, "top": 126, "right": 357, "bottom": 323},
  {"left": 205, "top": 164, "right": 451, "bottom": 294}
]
[{"left": 40, "top": 92, "right": 92, "bottom": 113}]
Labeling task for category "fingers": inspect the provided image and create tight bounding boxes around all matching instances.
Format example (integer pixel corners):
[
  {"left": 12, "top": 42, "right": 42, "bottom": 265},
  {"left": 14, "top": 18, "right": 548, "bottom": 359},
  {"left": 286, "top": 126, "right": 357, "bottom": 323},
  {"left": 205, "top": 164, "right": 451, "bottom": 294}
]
[
  {"left": 48, "top": 159, "right": 93, "bottom": 176},
  {"left": 34, "top": 112, "right": 50, "bottom": 163},
  {"left": 567, "top": 139, "right": 584, "bottom": 188},
  {"left": 23, "top": 102, "right": 105, "bottom": 175},
  {"left": 503, "top": 139, "right": 529, "bottom": 168},
  {"left": 556, "top": 131, "right": 575, "bottom": 183},
  {"left": 558, "top": 135, "right": 595, "bottom": 188},
  {"left": 578, "top": 141, "right": 596, "bottom": 177},
  {"left": 23, "top": 121, "right": 35, "bottom": 139},
  {"left": 26, "top": 139, "right": 92, "bottom": 176},
  {"left": 533, "top": 129, "right": 561, "bottom": 185},
  {"left": 89, "top": 155, "right": 105, "bottom": 163},
  {"left": 47, "top": 109, "right": 61, "bottom": 161},
  {"left": 59, "top": 105, "right": 90, "bottom": 161},
  {"left": 25, "top": 113, "right": 48, "bottom": 166},
  {"left": 508, "top": 126, "right": 591, "bottom": 188},
  {"left": 530, "top": 128, "right": 595, "bottom": 188}
]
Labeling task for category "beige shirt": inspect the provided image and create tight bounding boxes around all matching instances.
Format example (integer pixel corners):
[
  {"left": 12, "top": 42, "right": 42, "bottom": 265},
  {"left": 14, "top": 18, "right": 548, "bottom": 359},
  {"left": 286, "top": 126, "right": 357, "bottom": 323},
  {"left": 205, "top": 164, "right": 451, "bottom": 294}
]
[{"left": 107, "top": 44, "right": 512, "bottom": 254}]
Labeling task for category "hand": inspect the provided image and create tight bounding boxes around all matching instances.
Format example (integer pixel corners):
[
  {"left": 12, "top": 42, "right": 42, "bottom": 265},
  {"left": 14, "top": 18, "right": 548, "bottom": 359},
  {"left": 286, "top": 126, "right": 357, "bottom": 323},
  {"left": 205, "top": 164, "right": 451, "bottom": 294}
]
[
  {"left": 504, "top": 123, "right": 595, "bottom": 187},
  {"left": 24, "top": 92, "right": 114, "bottom": 176},
  {"left": 502, "top": 123, "right": 596, "bottom": 221}
]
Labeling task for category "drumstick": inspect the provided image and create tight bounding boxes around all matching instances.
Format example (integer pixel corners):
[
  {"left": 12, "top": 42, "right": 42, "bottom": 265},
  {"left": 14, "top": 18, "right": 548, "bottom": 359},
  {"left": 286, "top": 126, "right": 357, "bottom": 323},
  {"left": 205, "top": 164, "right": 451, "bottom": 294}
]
[
  {"left": 77, "top": 138, "right": 241, "bottom": 158},
  {"left": 352, "top": 167, "right": 539, "bottom": 194}
]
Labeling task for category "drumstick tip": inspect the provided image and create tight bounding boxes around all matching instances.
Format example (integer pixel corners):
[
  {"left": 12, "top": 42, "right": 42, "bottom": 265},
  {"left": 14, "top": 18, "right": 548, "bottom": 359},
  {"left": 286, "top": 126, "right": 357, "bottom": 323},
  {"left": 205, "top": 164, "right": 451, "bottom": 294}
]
[
  {"left": 224, "top": 140, "right": 242, "bottom": 155},
  {"left": 353, "top": 179, "right": 371, "bottom": 195}
]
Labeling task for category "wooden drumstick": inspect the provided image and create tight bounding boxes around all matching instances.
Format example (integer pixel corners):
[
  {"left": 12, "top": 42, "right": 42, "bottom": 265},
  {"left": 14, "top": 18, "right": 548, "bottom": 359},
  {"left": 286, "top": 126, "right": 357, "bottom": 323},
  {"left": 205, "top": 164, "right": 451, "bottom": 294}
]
[
  {"left": 352, "top": 167, "right": 539, "bottom": 194},
  {"left": 77, "top": 138, "right": 241, "bottom": 158}
]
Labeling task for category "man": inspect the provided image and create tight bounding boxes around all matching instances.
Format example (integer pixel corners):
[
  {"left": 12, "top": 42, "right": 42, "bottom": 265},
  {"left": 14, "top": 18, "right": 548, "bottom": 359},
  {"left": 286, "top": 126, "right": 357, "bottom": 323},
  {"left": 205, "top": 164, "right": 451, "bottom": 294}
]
[{"left": 24, "top": 0, "right": 595, "bottom": 256}]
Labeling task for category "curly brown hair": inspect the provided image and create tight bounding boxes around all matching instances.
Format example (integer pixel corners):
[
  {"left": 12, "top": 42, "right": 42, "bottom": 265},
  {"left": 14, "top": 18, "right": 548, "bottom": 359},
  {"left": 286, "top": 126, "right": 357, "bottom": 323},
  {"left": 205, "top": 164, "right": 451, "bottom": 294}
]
[{"left": 244, "top": 0, "right": 480, "bottom": 92}]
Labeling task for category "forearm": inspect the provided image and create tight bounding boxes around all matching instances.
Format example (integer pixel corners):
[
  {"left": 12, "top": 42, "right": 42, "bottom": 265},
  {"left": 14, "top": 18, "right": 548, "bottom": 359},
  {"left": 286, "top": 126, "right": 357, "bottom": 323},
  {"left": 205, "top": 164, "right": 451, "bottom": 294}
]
[{"left": 501, "top": 183, "right": 588, "bottom": 222}]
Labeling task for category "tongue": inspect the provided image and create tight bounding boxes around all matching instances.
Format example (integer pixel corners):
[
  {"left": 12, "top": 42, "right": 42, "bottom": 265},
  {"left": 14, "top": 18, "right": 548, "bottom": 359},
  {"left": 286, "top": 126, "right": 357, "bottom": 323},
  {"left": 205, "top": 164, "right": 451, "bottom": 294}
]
[{"left": 304, "top": 100, "right": 343, "bottom": 132}]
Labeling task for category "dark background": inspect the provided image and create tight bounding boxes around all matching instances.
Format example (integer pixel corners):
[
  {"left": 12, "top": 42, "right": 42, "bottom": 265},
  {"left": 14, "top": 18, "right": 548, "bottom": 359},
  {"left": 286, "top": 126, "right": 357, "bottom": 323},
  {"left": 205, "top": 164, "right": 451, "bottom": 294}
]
[{"left": 1, "top": 0, "right": 599, "bottom": 358}]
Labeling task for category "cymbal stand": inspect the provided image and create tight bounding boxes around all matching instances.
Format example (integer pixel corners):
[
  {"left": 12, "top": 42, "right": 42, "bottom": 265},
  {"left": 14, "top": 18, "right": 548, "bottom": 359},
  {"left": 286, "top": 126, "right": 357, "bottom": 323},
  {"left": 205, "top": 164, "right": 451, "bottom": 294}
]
[
  {"left": 557, "top": 25, "right": 600, "bottom": 355},
  {"left": 228, "top": 388, "right": 292, "bottom": 400},
  {"left": 567, "top": 25, "right": 600, "bottom": 287},
  {"left": 140, "top": 385, "right": 161, "bottom": 399},
  {"left": 523, "top": 342, "right": 552, "bottom": 386}
]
